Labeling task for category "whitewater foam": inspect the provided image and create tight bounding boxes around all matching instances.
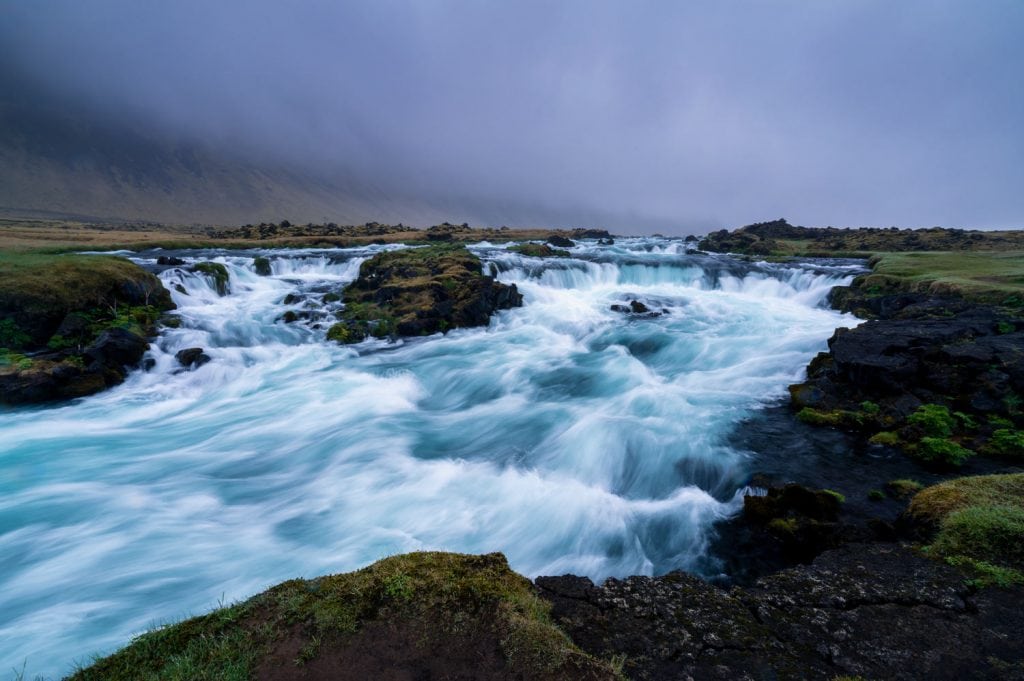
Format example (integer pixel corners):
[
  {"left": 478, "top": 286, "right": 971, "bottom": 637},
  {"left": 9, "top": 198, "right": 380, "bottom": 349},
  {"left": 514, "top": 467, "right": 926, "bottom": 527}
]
[{"left": 0, "top": 238, "right": 861, "bottom": 678}]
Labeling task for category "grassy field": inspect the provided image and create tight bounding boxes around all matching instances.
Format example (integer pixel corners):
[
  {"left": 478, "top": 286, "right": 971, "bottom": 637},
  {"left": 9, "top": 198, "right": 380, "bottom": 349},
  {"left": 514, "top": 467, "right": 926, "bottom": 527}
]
[{"left": 859, "top": 251, "right": 1024, "bottom": 305}]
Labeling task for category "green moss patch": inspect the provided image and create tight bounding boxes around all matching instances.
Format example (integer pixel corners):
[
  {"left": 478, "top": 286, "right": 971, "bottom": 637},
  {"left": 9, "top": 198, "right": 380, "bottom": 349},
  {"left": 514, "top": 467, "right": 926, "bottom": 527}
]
[
  {"left": 907, "top": 404, "right": 955, "bottom": 438},
  {"left": 909, "top": 437, "right": 975, "bottom": 467},
  {"left": 885, "top": 479, "right": 923, "bottom": 498},
  {"left": 909, "top": 474, "right": 1024, "bottom": 586},
  {"left": 980, "top": 429, "right": 1024, "bottom": 460},
  {"left": 796, "top": 407, "right": 863, "bottom": 430},
  {"left": 70, "top": 552, "right": 617, "bottom": 681}
]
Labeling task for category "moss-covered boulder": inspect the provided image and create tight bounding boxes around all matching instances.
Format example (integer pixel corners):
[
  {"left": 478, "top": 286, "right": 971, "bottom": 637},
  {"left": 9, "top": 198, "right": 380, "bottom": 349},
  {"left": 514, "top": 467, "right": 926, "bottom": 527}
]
[
  {"left": 509, "top": 243, "right": 570, "bottom": 258},
  {"left": 252, "top": 256, "right": 272, "bottom": 276},
  {"left": 191, "top": 261, "right": 230, "bottom": 295},
  {"left": 0, "top": 253, "right": 174, "bottom": 404},
  {"left": 70, "top": 552, "right": 619, "bottom": 681},
  {"left": 327, "top": 245, "right": 522, "bottom": 343}
]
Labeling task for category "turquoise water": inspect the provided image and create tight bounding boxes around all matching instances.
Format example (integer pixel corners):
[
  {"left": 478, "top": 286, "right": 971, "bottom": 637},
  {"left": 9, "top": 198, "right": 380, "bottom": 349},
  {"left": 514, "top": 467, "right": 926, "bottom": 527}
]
[{"left": 0, "top": 238, "right": 859, "bottom": 678}]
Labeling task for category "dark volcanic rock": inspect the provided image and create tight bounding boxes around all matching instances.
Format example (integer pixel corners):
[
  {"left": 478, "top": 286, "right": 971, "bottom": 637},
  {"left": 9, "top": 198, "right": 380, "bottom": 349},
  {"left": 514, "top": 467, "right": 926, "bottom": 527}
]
[
  {"left": 792, "top": 297, "right": 1024, "bottom": 423},
  {"left": 538, "top": 543, "right": 1024, "bottom": 680},
  {"left": 84, "top": 328, "right": 149, "bottom": 369},
  {"left": 252, "top": 256, "right": 272, "bottom": 276},
  {"left": 546, "top": 234, "right": 576, "bottom": 248},
  {"left": 611, "top": 299, "right": 663, "bottom": 317},
  {"left": 1, "top": 328, "right": 153, "bottom": 404},
  {"left": 175, "top": 347, "right": 211, "bottom": 369}
]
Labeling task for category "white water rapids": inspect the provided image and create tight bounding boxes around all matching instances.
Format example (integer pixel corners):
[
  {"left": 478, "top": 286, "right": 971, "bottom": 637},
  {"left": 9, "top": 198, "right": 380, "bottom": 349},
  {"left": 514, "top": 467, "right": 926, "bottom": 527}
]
[{"left": 0, "top": 238, "right": 861, "bottom": 678}]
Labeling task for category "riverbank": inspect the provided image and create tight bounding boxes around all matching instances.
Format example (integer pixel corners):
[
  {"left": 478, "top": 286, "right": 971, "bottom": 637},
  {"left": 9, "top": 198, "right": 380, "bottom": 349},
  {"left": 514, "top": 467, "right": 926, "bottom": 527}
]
[{"left": 4, "top": 221, "right": 1023, "bottom": 679}]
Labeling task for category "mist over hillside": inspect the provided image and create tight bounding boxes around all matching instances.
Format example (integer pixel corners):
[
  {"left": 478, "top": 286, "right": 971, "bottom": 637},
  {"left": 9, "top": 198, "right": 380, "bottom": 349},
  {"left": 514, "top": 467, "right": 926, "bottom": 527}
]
[{"left": 1, "top": 1, "right": 1022, "bottom": 231}]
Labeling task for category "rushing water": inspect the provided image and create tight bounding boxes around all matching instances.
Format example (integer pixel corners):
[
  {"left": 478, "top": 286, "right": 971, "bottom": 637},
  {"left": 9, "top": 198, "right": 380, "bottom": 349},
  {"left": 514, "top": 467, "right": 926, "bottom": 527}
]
[{"left": 0, "top": 238, "right": 861, "bottom": 678}]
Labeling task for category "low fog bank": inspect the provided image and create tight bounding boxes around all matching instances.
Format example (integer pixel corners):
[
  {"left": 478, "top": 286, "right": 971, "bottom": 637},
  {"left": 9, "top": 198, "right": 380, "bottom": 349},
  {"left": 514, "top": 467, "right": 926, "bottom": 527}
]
[{"left": 1, "top": 1, "right": 1022, "bottom": 232}]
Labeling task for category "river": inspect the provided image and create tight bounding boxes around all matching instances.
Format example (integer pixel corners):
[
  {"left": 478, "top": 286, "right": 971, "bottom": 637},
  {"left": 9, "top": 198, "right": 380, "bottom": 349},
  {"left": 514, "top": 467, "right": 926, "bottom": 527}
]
[{"left": 0, "top": 237, "right": 860, "bottom": 678}]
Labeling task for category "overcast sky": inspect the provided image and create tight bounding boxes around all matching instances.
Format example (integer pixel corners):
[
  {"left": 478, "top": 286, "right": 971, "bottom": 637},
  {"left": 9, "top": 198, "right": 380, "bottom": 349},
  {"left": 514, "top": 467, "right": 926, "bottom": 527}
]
[{"left": 2, "top": 0, "right": 1022, "bottom": 232}]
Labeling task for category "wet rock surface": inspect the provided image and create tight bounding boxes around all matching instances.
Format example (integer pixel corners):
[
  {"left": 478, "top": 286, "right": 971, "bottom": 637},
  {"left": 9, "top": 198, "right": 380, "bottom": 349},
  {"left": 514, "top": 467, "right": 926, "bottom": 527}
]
[
  {"left": 175, "top": 347, "right": 211, "bottom": 369},
  {"left": 537, "top": 543, "right": 1024, "bottom": 680}
]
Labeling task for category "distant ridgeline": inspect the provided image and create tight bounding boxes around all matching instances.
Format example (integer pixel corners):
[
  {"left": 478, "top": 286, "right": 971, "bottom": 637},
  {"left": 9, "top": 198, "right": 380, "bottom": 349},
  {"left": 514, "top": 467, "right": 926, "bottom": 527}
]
[{"left": 698, "top": 219, "right": 1024, "bottom": 256}]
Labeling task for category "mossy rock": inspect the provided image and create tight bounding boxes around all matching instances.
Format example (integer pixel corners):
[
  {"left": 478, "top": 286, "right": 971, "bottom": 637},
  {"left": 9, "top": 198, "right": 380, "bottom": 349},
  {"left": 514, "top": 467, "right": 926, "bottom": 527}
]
[
  {"left": 252, "top": 256, "right": 272, "bottom": 276},
  {"left": 326, "top": 322, "right": 367, "bottom": 344},
  {"left": 0, "top": 253, "right": 174, "bottom": 404},
  {"left": 885, "top": 478, "right": 923, "bottom": 498},
  {"left": 328, "top": 246, "right": 522, "bottom": 343},
  {"left": 191, "top": 262, "right": 230, "bottom": 295},
  {"left": 980, "top": 429, "right": 1024, "bottom": 460},
  {"left": 509, "top": 243, "right": 571, "bottom": 258},
  {"left": 909, "top": 474, "right": 1024, "bottom": 585},
  {"left": 0, "top": 253, "right": 173, "bottom": 350},
  {"left": 70, "top": 552, "right": 619, "bottom": 681}
]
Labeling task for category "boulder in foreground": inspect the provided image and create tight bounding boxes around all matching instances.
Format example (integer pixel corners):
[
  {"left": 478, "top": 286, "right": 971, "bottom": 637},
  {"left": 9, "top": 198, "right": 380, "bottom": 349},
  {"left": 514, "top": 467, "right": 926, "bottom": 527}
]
[{"left": 70, "top": 552, "right": 619, "bottom": 681}]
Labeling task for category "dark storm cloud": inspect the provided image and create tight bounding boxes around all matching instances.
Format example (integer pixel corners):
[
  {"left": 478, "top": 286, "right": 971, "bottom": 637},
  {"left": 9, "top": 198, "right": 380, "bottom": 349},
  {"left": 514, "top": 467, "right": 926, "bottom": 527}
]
[{"left": 2, "top": 0, "right": 1022, "bottom": 232}]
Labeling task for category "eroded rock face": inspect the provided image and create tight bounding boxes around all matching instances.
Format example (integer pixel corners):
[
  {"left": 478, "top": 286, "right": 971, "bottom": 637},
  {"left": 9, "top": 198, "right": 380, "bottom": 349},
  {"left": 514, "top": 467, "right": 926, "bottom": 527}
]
[
  {"left": 537, "top": 543, "right": 1024, "bottom": 680},
  {"left": 790, "top": 287, "right": 1024, "bottom": 459}
]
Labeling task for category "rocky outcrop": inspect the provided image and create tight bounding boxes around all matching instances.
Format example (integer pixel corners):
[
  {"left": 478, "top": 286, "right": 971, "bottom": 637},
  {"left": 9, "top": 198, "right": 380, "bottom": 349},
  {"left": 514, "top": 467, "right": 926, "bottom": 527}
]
[
  {"left": 538, "top": 542, "right": 1024, "bottom": 680},
  {"left": 327, "top": 245, "right": 522, "bottom": 343},
  {"left": 0, "top": 254, "right": 175, "bottom": 404},
  {"left": 509, "top": 243, "right": 570, "bottom": 258},
  {"left": 546, "top": 235, "right": 576, "bottom": 248},
  {"left": 790, "top": 288, "right": 1024, "bottom": 464}
]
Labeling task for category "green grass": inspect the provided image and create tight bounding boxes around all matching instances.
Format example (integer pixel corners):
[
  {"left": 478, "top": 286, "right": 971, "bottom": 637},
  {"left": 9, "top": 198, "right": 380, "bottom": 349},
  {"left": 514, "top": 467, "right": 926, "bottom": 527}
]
[
  {"left": 70, "top": 551, "right": 617, "bottom": 680},
  {"left": 910, "top": 474, "right": 1024, "bottom": 586},
  {"left": 863, "top": 251, "right": 1024, "bottom": 305},
  {"left": 910, "top": 474, "right": 1024, "bottom": 522}
]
